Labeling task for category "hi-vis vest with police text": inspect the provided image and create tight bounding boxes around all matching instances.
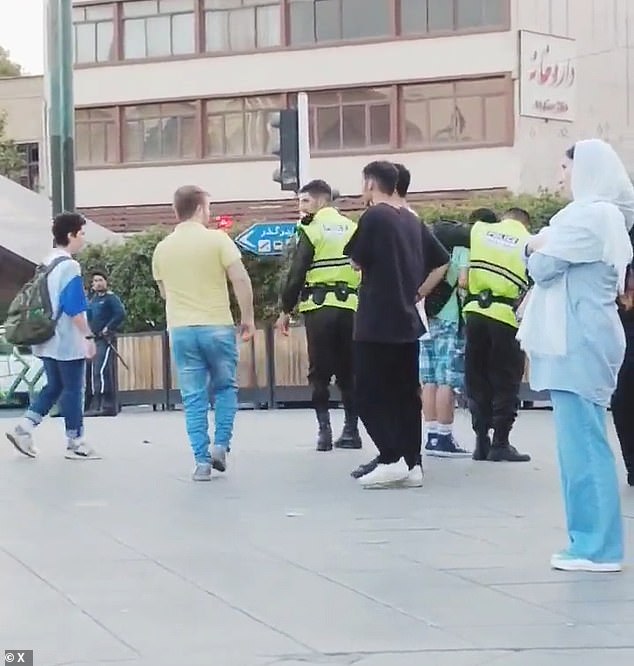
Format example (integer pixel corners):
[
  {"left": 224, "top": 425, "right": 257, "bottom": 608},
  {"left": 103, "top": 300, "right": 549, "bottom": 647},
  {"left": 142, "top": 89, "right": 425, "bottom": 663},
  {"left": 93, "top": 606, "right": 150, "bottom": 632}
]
[
  {"left": 299, "top": 207, "right": 360, "bottom": 313},
  {"left": 463, "top": 219, "right": 530, "bottom": 328}
]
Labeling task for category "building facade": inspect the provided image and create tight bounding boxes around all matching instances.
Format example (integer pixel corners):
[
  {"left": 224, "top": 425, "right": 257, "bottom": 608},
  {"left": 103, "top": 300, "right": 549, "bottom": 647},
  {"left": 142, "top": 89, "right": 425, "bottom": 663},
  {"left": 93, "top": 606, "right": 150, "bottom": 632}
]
[
  {"left": 63, "top": 0, "right": 634, "bottom": 229},
  {"left": 0, "top": 75, "right": 46, "bottom": 193}
]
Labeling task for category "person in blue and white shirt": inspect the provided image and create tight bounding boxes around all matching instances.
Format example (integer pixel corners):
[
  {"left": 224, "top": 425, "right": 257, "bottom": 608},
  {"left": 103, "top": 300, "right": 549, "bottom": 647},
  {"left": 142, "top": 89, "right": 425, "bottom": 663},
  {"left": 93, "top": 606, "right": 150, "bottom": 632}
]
[{"left": 6, "top": 212, "right": 101, "bottom": 460}]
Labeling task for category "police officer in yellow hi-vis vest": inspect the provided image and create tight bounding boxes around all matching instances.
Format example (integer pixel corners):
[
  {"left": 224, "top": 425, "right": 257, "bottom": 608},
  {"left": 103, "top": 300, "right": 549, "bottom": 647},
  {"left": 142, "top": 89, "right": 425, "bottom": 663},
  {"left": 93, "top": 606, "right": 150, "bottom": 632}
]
[
  {"left": 276, "top": 180, "right": 361, "bottom": 451},
  {"left": 464, "top": 207, "right": 532, "bottom": 463}
]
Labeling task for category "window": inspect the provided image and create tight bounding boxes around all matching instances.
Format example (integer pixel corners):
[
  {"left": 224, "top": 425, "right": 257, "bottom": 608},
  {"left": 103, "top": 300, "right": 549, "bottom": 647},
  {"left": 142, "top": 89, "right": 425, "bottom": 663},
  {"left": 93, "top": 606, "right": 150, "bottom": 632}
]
[
  {"left": 73, "top": 4, "right": 115, "bottom": 63},
  {"left": 289, "top": 0, "right": 391, "bottom": 45},
  {"left": 122, "top": 0, "right": 195, "bottom": 60},
  {"left": 204, "top": 0, "right": 281, "bottom": 52},
  {"left": 205, "top": 95, "right": 283, "bottom": 156},
  {"left": 400, "top": 0, "right": 506, "bottom": 35},
  {"left": 305, "top": 87, "right": 392, "bottom": 152},
  {"left": 401, "top": 77, "right": 509, "bottom": 148},
  {"left": 74, "top": 77, "right": 510, "bottom": 167},
  {"left": 16, "top": 143, "right": 40, "bottom": 191},
  {"left": 75, "top": 108, "right": 118, "bottom": 165},
  {"left": 124, "top": 102, "right": 197, "bottom": 161},
  {"left": 75, "top": 1, "right": 509, "bottom": 67}
]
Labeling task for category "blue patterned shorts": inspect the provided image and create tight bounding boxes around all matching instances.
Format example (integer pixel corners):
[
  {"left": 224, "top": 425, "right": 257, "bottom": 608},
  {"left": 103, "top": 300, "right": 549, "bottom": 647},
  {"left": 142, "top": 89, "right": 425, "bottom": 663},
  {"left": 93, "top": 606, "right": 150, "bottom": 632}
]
[{"left": 419, "top": 318, "right": 465, "bottom": 390}]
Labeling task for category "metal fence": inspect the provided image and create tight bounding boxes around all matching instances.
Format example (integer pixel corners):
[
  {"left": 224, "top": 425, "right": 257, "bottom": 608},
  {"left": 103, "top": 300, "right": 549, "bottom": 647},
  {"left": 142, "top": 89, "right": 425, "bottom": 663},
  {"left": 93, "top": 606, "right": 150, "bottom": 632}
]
[{"left": 1, "top": 325, "right": 548, "bottom": 410}]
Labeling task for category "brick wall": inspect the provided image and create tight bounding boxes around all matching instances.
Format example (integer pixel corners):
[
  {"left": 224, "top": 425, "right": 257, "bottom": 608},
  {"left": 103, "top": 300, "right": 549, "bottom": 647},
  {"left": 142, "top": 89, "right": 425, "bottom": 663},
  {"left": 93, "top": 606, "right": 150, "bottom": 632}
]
[{"left": 80, "top": 189, "right": 509, "bottom": 234}]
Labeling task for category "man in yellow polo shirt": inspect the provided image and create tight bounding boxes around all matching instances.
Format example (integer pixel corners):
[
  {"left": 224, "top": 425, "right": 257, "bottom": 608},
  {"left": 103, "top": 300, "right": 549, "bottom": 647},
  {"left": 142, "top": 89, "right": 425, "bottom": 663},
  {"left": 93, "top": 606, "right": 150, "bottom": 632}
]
[{"left": 152, "top": 185, "right": 255, "bottom": 482}]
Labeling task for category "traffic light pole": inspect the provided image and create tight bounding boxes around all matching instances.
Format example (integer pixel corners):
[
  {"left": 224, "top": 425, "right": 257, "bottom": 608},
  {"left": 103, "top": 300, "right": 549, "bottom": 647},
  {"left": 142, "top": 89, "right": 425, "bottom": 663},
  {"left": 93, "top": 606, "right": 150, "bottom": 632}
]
[
  {"left": 47, "top": 0, "right": 76, "bottom": 215},
  {"left": 47, "top": 0, "right": 62, "bottom": 216},
  {"left": 60, "top": 0, "right": 76, "bottom": 212},
  {"left": 297, "top": 92, "right": 311, "bottom": 189}
]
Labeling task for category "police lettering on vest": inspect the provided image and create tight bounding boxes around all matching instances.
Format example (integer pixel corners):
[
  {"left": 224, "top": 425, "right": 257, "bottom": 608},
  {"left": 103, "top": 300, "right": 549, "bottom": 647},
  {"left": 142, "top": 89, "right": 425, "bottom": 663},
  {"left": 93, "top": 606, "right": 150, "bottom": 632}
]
[
  {"left": 463, "top": 218, "right": 530, "bottom": 329},
  {"left": 299, "top": 207, "right": 360, "bottom": 313}
]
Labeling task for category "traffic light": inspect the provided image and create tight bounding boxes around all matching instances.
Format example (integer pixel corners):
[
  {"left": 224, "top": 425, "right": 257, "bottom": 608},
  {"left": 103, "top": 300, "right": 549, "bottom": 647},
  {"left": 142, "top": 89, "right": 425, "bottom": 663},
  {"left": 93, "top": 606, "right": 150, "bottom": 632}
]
[{"left": 271, "top": 109, "right": 299, "bottom": 192}]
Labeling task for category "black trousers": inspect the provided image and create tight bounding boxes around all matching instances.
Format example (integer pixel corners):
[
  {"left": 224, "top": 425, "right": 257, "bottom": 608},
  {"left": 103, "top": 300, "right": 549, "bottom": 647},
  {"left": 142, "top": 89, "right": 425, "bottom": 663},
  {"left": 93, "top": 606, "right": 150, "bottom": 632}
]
[
  {"left": 464, "top": 313, "right": 524, "bottom": 443},
  {"left": 85, "top": 338, "right": 116, "bottom": 405},
  {"left": 304, "top": 306, "right": 354, "bottom": 411},
  {"left": 354, "top": 340, "right": 421, "bottom": 468},
  {"left": 611, "top": 331, "right": 634, "bottom": 475}
]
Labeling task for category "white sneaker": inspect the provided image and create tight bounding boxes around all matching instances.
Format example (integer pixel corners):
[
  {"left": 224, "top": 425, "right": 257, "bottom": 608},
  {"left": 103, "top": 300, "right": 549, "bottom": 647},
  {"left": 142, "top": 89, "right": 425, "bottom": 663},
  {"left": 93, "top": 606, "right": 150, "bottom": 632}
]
[
  {"left": 550, "top": 553, "right": 622, "bottom": 573},
  {"left": 402, "top": 464, "right": 424, "bottom": 488},
  {"left": 6, "top": 426, "right": 38, "bottom": 458},
  {"left": 359, "top": 459, "right": 409, "bottom": 488},
  {"left": 65, "top": 441, "right": 102, "bottom": 461}
]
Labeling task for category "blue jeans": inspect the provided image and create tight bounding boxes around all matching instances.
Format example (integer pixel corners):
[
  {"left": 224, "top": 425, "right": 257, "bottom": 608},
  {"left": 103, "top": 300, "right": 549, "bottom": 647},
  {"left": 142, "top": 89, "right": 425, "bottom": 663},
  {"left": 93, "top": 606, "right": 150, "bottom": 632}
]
[
  {"left": 26, "top": 357, "right": 85, "bottom": 439},
  {"left": 170, "top": 325, "right": 238, "bottom": 464},
  {"left": 550, "top": 390, "right": 624, "bottom": 563}
]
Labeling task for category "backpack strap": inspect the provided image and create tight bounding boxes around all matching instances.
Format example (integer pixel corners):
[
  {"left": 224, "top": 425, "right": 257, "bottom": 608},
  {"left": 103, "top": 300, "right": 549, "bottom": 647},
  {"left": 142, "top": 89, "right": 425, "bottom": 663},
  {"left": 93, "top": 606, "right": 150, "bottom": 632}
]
[
  {"left": 39, "top": 255, "right": 74, "bottom": 323},
  {"left": 42, "top": 255, "right": 72, "bottom": 276}
]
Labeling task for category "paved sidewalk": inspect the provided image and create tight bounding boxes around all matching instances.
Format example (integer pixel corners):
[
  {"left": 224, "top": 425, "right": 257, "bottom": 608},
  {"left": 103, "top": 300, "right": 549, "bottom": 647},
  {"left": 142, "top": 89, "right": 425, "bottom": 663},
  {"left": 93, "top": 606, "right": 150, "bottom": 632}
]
[{"left": 1, "top": 407, "right": 633, "bottom": 666}]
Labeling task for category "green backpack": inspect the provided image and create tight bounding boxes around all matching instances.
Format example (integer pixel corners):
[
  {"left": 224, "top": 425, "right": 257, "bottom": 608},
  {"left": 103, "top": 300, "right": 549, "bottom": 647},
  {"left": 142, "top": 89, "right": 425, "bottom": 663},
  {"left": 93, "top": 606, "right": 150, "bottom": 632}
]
[{"left": 3, "top": 256, "right": 71, "bottom": 346}]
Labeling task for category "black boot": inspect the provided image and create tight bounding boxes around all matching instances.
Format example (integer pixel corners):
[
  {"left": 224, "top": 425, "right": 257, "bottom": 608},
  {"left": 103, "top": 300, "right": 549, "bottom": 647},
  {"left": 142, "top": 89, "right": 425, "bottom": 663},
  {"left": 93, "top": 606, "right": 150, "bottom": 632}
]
[
  {"left": 84, "top": 395, "right": 102, "bottom": 417},
  {"left": 335, "top": 407, "right": 362, "bottom": 449},
  {"left": 99, "top": 394, "right": 118, "bottom": 417},
  {"left": 487, "top": 438, "right": 531, "bottom": 463},
  {"left": 472, "top": 433, "right": 491, "bottom": 461},
  {"left": 316, "top": 410, "right": 333, "bottom": 452}
]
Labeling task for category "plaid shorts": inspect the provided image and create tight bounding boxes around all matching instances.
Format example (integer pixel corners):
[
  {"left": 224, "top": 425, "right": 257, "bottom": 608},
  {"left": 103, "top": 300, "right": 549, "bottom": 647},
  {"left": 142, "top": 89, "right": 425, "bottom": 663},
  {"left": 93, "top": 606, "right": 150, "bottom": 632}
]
[{"left": 419, "top": 318, "right": 465, "bottom": 390}]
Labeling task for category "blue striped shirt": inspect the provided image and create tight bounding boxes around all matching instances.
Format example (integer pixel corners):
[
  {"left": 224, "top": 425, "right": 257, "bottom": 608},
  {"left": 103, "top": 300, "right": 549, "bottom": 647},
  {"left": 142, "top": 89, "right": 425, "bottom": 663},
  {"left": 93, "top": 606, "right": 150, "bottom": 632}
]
[{"left": 32, "top": 250, "right": 88, "bottom": 361}]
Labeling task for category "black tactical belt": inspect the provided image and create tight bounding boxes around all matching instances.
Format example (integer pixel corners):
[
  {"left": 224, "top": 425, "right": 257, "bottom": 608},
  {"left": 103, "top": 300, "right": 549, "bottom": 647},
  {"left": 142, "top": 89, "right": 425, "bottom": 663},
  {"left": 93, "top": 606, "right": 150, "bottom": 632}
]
[
  {"left": 301, "top": 283, "right": 358, "bottom": 306},
  {"left": 464, "top": 289, "right": 518, "bottom": 309}
]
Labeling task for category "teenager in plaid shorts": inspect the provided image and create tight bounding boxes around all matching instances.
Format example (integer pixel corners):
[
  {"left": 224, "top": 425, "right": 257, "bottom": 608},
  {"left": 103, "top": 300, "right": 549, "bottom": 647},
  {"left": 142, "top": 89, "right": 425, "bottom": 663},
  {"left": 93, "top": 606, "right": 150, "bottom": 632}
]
[{"left": 420, "top": 245, "right": 471, "bottom": 457}]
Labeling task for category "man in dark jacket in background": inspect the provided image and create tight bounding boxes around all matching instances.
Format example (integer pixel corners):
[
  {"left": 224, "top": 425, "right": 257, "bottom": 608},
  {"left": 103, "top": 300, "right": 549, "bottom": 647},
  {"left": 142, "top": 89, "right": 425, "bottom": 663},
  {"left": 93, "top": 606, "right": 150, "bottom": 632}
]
[
  {"left": 612, "top": 282, "right": 634, "bottom": 486},
  {"left": 85, "top": 271, "right": 126, "bottom": 417}
]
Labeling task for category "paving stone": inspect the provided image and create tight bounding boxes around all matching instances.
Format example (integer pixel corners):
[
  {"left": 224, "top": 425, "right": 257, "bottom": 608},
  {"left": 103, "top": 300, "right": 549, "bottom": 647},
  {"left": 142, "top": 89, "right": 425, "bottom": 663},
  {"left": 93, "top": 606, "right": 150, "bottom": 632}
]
[{"left": 1, "top": 408, "right": 633, "bottom": 664}]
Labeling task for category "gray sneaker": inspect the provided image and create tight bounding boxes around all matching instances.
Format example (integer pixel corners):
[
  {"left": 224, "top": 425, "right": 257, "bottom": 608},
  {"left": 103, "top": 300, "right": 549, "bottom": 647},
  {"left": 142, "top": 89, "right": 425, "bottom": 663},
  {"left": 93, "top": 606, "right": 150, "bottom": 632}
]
[
  {"left": 65, "top": 441, "right": 102, "bottom": 460},
  {"left": 211, "top": 445, "right": 227, "bottom": 472},
  {"left": 6, "top": 426, "right": 38, "bottom": 458},
  {"left": 192, "top": 462, "right": 212, "bottom": 481}
]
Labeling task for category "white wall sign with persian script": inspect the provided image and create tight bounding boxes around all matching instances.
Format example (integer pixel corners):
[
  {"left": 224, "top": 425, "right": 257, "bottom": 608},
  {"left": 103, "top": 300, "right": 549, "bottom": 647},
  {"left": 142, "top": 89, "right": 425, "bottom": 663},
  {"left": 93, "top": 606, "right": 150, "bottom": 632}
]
[{"left": 520, "top": 31, "right": 576, "bottom": 122}]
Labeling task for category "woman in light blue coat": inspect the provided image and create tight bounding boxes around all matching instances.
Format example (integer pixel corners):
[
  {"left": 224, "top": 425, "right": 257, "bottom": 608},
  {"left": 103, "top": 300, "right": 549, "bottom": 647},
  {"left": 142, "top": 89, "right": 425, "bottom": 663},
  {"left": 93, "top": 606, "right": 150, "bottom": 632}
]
[{"left": 519, "top": 139, "right": 634, "bottom": 573}]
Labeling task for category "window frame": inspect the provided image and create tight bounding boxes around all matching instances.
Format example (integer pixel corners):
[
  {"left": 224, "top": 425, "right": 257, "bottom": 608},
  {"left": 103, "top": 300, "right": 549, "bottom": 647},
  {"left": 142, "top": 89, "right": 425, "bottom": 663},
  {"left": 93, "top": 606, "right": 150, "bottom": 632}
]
[
  {"left": 122, "top": 101, "right": 199, "bottom": 162},
  {"left": 399, "top": 74, "right": 513, "bottom": 151},
  {"left": 301, "top": 86, "right": 396, "bottom": 153},
  {"left": 73, "top": 3, "right": 116, "bottom": 64},
  {"left": 121, "top": 0, "right": 197, "bottom": 60},
  {"left": 203, "top": 0, "right": 283, "bottom": 53},
  {"left": 287, "top": 0, "right": 395, "bottom": 47},
  {"left": 16, "top": 143, "right": 41, "bottom": 192},
  {"left": 75, "top": 107, "right": 120, "bottom": 166},
  {"left": 203, "top": 94, "right": 286, "bottom": 158},
  {"left": 72, "top": 0, "right": 510, "bottom": 66}
]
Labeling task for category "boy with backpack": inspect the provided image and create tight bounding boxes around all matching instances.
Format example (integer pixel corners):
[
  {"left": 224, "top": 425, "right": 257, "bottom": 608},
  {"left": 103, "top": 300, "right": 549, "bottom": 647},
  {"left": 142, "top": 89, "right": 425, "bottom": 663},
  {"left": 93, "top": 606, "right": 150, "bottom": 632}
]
[
  {"left": 4, "top": 212, "right": 101, "bottom": 460},
  {"left": 420, "top": 220, "right": 472, "bottom": 457}
]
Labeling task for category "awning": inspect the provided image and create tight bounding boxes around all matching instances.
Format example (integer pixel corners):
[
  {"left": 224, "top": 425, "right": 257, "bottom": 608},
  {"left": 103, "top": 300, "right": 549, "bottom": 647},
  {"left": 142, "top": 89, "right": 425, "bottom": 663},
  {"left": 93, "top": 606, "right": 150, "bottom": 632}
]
[{"left": 0, "top": 174, "right": 122, "bottom": 266}]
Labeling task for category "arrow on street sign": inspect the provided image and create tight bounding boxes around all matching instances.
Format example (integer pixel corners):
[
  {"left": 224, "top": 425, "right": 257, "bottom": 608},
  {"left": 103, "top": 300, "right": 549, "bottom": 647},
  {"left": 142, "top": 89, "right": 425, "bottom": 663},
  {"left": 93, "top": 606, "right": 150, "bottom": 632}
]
[{"left": 235, "top": 222, "right": 297, "bottom": 256}]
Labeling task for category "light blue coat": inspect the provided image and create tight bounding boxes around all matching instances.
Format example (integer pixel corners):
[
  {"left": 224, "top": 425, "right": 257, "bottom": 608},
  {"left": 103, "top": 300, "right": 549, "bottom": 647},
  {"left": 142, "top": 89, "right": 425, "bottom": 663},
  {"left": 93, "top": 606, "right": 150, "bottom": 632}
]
[{"left": 526, "top": 254, "right": 625, "bottom": 408}]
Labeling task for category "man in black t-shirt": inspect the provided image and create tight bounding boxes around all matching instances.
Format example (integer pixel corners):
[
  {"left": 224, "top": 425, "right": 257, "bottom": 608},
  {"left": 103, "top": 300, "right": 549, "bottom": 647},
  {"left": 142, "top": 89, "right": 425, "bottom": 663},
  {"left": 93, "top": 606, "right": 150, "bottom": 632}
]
[{"left": 344, "top": 161, "right": 449, "bottom": 488}]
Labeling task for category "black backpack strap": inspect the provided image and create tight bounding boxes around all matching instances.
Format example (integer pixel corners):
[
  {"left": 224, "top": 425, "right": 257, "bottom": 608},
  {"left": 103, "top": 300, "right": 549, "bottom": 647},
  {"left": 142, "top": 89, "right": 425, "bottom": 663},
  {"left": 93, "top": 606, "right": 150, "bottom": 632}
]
[
  {"left": 42, "top": 255, "right": 72, "bottom": 276},
  {"left": 38, "top": 255, "right": 74, "bottom": 323}
]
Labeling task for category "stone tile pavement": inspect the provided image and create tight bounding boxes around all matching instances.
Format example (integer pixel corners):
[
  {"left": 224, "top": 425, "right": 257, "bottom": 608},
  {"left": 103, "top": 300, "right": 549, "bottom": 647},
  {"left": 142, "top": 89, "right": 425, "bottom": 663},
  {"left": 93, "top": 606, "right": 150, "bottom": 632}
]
[{"left": 0, "top": 407, "right": 633, "bottom": 666}]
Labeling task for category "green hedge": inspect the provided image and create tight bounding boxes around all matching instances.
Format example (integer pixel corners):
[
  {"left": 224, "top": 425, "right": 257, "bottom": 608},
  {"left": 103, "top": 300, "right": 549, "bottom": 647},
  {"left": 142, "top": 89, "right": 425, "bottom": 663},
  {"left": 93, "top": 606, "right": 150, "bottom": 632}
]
[{"left": 77, "top": 192, "right": 566, "bottom": 334}]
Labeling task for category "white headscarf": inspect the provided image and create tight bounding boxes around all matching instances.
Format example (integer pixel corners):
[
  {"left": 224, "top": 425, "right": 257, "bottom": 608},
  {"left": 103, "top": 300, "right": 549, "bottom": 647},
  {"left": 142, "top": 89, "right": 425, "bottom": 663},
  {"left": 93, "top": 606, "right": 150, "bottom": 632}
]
[{"left": 517, "top": 139, "right": 634, "bottom": 356}]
